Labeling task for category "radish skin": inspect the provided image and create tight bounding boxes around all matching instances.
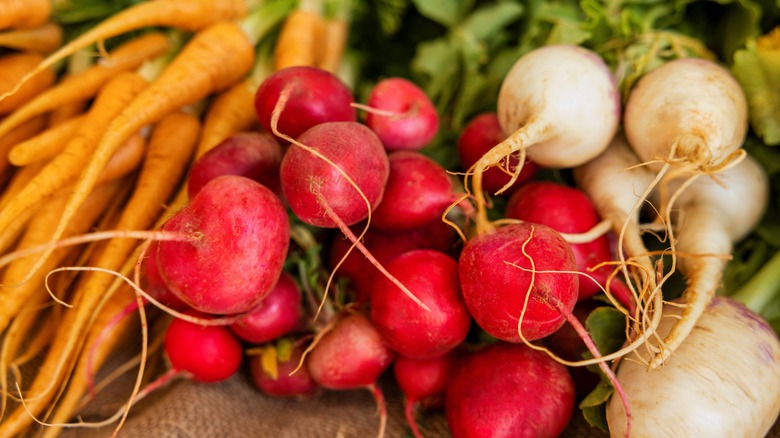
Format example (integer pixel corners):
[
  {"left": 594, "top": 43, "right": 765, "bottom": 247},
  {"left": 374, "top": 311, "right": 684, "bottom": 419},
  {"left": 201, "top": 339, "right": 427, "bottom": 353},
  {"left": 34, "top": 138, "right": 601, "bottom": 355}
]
[{"left": 606, "top": 297, "right": 780, "bottom": 438}]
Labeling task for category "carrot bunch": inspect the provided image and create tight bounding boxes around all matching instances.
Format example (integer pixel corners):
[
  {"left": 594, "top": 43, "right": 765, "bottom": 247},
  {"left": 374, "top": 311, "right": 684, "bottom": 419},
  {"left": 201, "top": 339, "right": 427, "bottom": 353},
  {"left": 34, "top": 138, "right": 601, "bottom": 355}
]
[{"left": 0, "top": 0, "right": 351, "bottom": 436}]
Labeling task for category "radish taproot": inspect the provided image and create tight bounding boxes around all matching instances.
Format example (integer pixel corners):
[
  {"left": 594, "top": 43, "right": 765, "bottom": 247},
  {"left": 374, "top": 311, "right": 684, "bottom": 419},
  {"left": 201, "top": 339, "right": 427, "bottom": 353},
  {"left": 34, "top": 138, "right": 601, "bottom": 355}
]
[
  {"left": 370, "top": 249, "right": 471, "bottom": 359},
  {"left": 156, "top": 175, "right": 290, "bottom": 315},
  {"left": 362, "top": 77, "right": 439, "bottom": 151},
  {"left": 470, "top": 44, "right": 620, "bottom": 234},
  {"left": 606, "top": 297, "right": 780, "bottom": 437},
  {"left": 445, "top": 342, "right": 575, "bottom": 438}
]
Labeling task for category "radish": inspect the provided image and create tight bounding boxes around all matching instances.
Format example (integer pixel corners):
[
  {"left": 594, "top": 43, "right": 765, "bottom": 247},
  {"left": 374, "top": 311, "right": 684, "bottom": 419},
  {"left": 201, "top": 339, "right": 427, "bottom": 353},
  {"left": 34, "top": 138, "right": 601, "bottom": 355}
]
[
  {"left": 229, "top": 272, "right": 302, "bottom": 344},
  {"left": 141, "top": 241, "right": 189, "bottom": 310},
  {"left": 606, "top": 297, "right": 780, "bottom": 437},
  {"left": 444, "top": 342, "right": 575, "bottom": 438},
  {"left": 328, "top": 219, "right": 457, "bottom": 303},
  {"left": 164, "top": 312, "right": 244, "bottom": 383},
  {"left": 280, "top": 121, "right": 389, "bottom": 229},
  {"left": 249, "top": 340, "right": 320, "bottom": 399},
  {"left": 306, "top": 313, "right": 395, "bottom": 437},
  {"left": 505, "top": 180, "right": 613, "bottom": 300},
  {"left": 187, "top": 132, "right": 283, "bottom": 198},
  {"left": 457, "top": 112, "right": 537, "bottom": 195},
  {"left": 156, "top": 175, "right": 290, "bottom": 315},
  {"left": 458, "top": 221, "right": 578, "bottom": 342},
  {"left": 370, "top": 249, "right": 471, "bottom": 359},
  {"left": 362, "top": 77, "right": 439, "bottom": 151},
  {"left": 254, "top": 65, "right": 356, "bottom": 141},
  {"left": 394, "top": 350, "right": 459, "bottom": 438},
  {"left": 371, "top": 151, "right": 462, "bottom": 232},
  {"left": 646, "top": 153, "right": 768, "bottom": 368},
  {"left": 470, "top": 44, "right": 620, "bottom": 234}
]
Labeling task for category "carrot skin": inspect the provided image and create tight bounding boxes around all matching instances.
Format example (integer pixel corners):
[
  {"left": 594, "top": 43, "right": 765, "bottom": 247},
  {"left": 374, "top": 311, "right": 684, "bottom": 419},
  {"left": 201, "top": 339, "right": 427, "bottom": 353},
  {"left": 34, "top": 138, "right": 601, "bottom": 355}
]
[
  {"left": 0, "top": 0, "right": 52, "bottom": 31},
  {"left": 0, "top": 23, "right": 62, "bottom": 53},
  {"left": 0, "top": 52, "right": 55, "bottom": 115}
]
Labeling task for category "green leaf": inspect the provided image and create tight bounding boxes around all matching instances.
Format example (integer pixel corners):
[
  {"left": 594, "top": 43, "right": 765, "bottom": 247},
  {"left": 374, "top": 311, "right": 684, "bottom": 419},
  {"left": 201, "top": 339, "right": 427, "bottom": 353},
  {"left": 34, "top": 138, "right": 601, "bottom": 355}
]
[
  {"left": 732, "top": 29, "right": 780, "bottom": 145},
  {"left": 411, "top": 0, "right": 468, "bottom": 26},
  {"left": 585, "top": 306, "right": 627, "bottom": 355},
  {"left": 460, "top": 2, "right": 524, "bottom": 41},
  {"left": 579, "top": 381, "right": 613, "bottom": 431}
]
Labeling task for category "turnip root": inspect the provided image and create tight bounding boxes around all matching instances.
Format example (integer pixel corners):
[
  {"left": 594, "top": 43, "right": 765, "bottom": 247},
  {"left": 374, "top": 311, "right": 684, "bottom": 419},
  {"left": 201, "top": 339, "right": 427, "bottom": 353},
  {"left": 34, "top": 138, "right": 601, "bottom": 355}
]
[
  {"left": 471, "top": 44, "right": 620, "bottom": 234},
  {"left": 606, "top": 297, "right": 780, "bottom": 437},
  {"left": 649, "top": 153, "right": 769, "bottom": 368}
]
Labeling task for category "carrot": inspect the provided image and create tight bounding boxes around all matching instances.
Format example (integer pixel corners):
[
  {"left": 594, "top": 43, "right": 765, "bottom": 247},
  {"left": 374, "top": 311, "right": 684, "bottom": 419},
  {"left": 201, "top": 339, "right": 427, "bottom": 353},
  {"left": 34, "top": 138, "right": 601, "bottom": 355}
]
[
  {"left": 0, "top": 0, "right": 251, "bottom": 102},
  {"left": 0, "top": 111, "right": 199, "bottom": 437},
  {"left": 0, "top": 52, "right": 55, "bottom": 115},
  {"left": 0, "top": 22, "right": 62, "bottom": 53},
  {"left": 317, "top": 7, "right": 350, "bottom": 73},
  {"left": 0, "top": 32, "right": 171, "bottom": 140},
  {"left": 0, "top": 72, "right": 148, "bottom": 253},
  {"left": 274, "top": 3, "right": 325, "bottom": 71},
  {"left": 0, "top": 0, "right": 52, "bottom": 31},
  {"left": 8, "top": 115, "right": 85, "bottom": 166},
  {"left": 0, "top": 113, "right": 45, "bottom": 179},
  {"left": 196, "top": 79, "right": 259, "bottom": 158}
]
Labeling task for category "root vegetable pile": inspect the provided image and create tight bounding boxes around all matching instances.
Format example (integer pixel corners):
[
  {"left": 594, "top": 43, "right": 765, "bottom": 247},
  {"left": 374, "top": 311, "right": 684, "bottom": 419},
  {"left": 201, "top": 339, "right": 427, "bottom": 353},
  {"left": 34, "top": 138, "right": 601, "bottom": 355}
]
[{"left": 0, "top": 2, "right": 779, "bottom": 438}]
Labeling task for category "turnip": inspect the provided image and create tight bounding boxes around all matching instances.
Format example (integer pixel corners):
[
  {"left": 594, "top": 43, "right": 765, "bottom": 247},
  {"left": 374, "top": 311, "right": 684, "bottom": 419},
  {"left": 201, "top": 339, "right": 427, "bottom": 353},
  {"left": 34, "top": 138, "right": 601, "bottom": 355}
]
[
  {"left": 362, "top": 77, "right": 439, "bottom": 151},
  {"left": 647, "top": 153, "right": 768, "bottom": 368},
  {"left": 371, "top": 151, "right": 464, "bottom": 232},
  {"left": 470, "top": 44, "right": 620, "bottom": 234},
  {"left": 156, "top": 175, "right": 290, "bottom": 315},
  {"left": 457, "top": 112, "right": 537, "bottom": 195},
  {"left": 606, "top": 297, "right": 780, "bottom": 437},
  {"left": 444, "top": 342, "right": 575, "bottom": 438},
  {"left": 229, "top": 272, "right": 303, "bottom": 344},
  {"left": 370, "top": 249, "right": 471, "bottom": 359},
  {"left": 394, "top": 350, "right": 459, "bottom": 438}
]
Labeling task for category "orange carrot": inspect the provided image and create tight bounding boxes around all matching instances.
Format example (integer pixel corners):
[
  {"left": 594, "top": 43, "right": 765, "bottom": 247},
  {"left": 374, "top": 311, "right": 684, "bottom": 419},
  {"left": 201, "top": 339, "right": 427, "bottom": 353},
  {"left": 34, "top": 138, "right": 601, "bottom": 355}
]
[
  {"left": 94, "top": 133, "right": 147, "bottom": 185},
  {"left": 196, "top": 77, "right": 259, "bottom": 157},
  {"left": 0, "top": 0, "right": 52, "bottom": 31},
  {"left": 274, "top": 5, "right": 325, "bottom": 71},
  {"left": 0, "top": 22, "right": 62, "bottom": 53},
  {"left": 317, "top": 11, "right": 349, "bottom": 73},
  {"left": 0, "top": 111, "right": 199, "bottom": 437},
  {"left": 0, "top": 0, "right": 251, "bottom": 102},
  {"left": 8, "top": 115, "right": 85, "bottom": 166},
  {"left": 0, "top": 113, "right": 45, "bottom": 179},
  {"left": 0, "top": 32, "right": 171, "bottom": 139},
  {"left": 47, "top": 101, "right": 86, "bottom": 127},
  {"left": 0, "top": 52, "right": 55, "bottom": 115}
]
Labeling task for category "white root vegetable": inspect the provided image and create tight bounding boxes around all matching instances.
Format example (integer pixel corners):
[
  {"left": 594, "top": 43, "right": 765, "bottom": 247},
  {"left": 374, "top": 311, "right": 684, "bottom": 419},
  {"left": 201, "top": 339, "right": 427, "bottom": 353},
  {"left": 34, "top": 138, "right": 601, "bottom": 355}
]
[
  {"left": 606, "top": 296, "right": 780, "bottom": 438},
  {"left": 472, "top": 44, "right": 620, "bottom": 234},
  {"left": 621, "top": 57, "right": 749, "bottom": 367},
  {"left": 650, "top": 153, "right": 769, "bottom": 368}
]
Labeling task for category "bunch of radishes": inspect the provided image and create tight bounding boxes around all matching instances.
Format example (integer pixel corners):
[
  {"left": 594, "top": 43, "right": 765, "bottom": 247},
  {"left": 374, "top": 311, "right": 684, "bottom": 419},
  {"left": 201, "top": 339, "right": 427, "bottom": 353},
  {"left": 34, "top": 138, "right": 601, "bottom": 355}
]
[{"left": 139, "top": 44, "right": 780, "bottom": 438}]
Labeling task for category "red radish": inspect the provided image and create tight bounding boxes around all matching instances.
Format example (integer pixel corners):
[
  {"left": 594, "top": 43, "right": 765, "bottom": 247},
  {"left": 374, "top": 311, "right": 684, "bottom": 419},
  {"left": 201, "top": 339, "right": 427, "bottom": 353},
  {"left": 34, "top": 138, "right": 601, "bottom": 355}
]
[
  {"left": 457, "top": 112, "right": 537, "bottom": 194},
  {"left": 229, "top": 272, "right": 302, "bottom": 344},
  {"left": 141, "top": 241, "right": 189, "bottom": 310},
  {"left": 505, "top": 181, "right": 612, "bottom": 300},
  {"left": 187, "top": 132, "right": 283, "bottom": 198},
  {"left": 253, "top": 65, "right": 356, "bottom": 140},
  {"left": 164, "top": 312, "right": 244, "bottom": 383},
  {"left": 371, "top": 151, "right": 462, "bottom": 232},
  {"left": 249, "top": 341, "right": 320, "bottom": 398},
  {"left": 445, "top": 342, "right": 575, "bottom": 438},
  {"left": 394, "top": 351, "right": 459, "bottom": 438},
  {"left": 156, "top": 175, "right": 290, "bottom": 315},
  {"left": 280, "top": 121, "right": 389, "bottom": 228},
  {"left": 370, "top": 249, "right": 470, "bottom": 359},
  {"left": 328, "top": 219, "right": 457, "bottom": 303},
  {"left": 458, "top": 222, "right": 578, "bottom": 342},
  {"left": 363, "top": 77, "right": 439, "bottom": 151},
  {"left": 307, "top": 313, "right": 395, "bottom": 437}
]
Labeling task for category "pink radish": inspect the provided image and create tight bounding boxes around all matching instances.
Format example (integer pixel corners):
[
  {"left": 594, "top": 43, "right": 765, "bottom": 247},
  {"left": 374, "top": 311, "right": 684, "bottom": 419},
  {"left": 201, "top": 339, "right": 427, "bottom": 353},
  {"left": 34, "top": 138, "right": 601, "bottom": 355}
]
[
  {"left": 457, "top": 112, "right": 537, "bottom": 195},
  {"left": 371, "top": 151, "right": 462, "bottom": 232},
  {"left": 444, "top": 342, "right": 575, "bottom": 438},
  {"left": 370, "top": 249, "right": 471, "bottom": 359},
  {"left": 141, "top": 241, "right": 189, "bottom": 310},
  {"left": 306, "top": 313, "right": 395, "bottom": 437},
  {"left": 229, "top": 272, "right": 303, "bottom": 344},
  {"left": 394, "top": 351, "right": 459, "bottom": 438},
  {"left": 187, "top": 132, "right": 283, "bottom": 198},
  {"left": 156, "top": 175, "right": 290, "bottom": 315},
  {"left": 362, "top": 77, "right": 439, "bottom": 151},
  {"left": 249, "top": 340, "right": 320, "bottom": 399},
  {"left": 253, "top": 65, "right": 356, "bottom": 141},
  {"left": 505, "top": 181, "right": 613, "bottom": 300}
]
